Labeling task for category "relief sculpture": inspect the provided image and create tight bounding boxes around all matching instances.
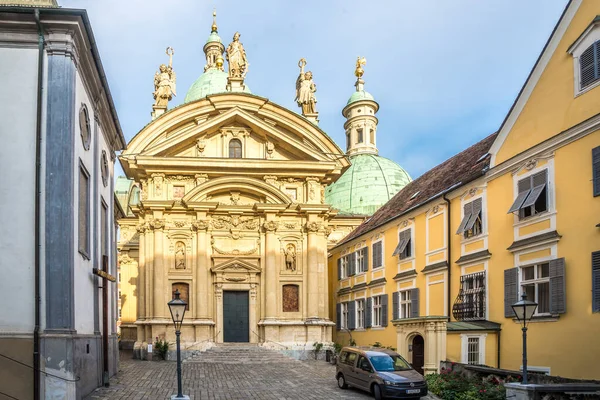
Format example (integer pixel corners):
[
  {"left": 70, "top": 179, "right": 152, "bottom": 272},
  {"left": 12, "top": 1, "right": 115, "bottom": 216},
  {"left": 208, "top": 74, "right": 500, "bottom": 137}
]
[
  {"left": 175, "top": 241, "right": 186, "bottom": 269},
  {"left": 282, "top": 284, "right": 299, "bottom": 312},
  {"left": 283, "top": 244, "right": 297, "bottom": 271}
]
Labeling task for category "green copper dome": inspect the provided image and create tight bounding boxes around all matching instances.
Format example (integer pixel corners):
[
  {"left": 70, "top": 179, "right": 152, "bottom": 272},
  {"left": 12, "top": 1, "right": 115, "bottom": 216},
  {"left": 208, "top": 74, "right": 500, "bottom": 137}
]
[
  {"left": 325, "top": 154, "right": 411, "bottom": 215},
  {"left": 184, "top": 68, "right": 251, "bottom": 103},
  {"left": 347, "top": 90, "right": 375, "bottom": 105},
  {"left": 206, "top": 31, "right": 222, "bottom": 44}
]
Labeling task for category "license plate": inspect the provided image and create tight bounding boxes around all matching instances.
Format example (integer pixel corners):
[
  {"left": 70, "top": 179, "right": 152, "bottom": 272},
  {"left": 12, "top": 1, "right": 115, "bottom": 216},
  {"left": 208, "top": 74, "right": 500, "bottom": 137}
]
[{"left": 406, "top": 389, "right": 420, "bottom": 394}]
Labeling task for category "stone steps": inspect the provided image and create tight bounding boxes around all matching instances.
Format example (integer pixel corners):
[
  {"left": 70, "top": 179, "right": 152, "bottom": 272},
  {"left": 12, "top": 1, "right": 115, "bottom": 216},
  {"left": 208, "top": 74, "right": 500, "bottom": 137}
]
[{"left": 183, "top": 343, "right": 300, "bottom": 364}]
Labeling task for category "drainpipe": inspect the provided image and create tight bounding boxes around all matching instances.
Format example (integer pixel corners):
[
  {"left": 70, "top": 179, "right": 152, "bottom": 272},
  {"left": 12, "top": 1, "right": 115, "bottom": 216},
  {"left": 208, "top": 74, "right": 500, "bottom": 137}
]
[
  {"left": 497, "top": 329, "right": 501, "bottom": 368},
  {"left": 442, "top": 194, "right": 451, "bottom": 318},
  {"left": 33, "top": 8, "right": 44, "bottom": 400}
]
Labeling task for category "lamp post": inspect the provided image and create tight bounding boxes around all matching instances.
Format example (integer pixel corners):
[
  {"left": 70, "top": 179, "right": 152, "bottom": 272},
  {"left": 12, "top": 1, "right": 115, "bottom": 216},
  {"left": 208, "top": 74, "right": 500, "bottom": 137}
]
[
  {"left": 168, "top": 289, "right": 189, "bottom": 400},
  {"left": 511, "top": 292, "right": 538, "bottom": 385}
]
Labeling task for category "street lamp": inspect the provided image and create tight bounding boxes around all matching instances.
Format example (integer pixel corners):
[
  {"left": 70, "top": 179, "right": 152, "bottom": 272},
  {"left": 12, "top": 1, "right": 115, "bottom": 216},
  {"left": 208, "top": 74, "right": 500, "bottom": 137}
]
[
  {"left": 511, "top": 292, "right": 538, "bottom": 385},
  {"left": 168, "top": 289, "right": 189, "bottom": 400}
]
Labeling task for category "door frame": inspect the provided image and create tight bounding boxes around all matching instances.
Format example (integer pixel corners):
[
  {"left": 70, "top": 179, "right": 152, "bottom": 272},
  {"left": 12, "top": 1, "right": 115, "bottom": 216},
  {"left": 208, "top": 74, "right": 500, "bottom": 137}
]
[
  {"left": 222, "top": 290, "right": 250, "bottom": 343},
  {"left": 215, "top": 283, "right": 258, "bottom": 344},
  {"left": 411, "top": 334, "right": 425, "bottom": 375}
]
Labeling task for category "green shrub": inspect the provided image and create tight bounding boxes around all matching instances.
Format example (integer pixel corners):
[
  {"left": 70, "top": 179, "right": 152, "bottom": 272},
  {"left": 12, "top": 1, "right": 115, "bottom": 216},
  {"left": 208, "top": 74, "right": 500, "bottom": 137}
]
[
  {"left": 333, "top": 342, "right": 343, "bottom": 354},
  {"left": 154, "top": 337, "right": 169, "bottom": 360},
  {"left": 424, "top": 366, "right": 512, "bottom": 400},
  {"left": 313, "top": 342, "right": 323, "bottom": 359}
]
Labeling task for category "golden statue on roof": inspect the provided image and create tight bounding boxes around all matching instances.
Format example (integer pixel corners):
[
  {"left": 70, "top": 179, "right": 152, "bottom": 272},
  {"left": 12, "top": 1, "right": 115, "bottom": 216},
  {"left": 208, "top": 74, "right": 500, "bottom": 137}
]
[
  {"left": 295, "top": 58, "right": 317, "bottom": 116},
  {"left": 226, "top": 32, "right": 248, "bottom": 78},
  {"left": 355, "top": 57, "right": 367, "bottom": 78},
  {"left": 153, "top": 47, "right": 176, "bottom": 108}
]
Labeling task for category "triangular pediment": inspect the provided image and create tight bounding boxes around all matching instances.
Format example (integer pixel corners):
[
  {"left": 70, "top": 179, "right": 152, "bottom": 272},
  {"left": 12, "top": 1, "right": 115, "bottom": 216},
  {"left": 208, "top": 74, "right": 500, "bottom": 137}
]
[
  {"left": 211, "top": 258, "right": 261, "bottom": 273},
  {"left": 135, "top": 107, "right": 330, "bottom": 162}
]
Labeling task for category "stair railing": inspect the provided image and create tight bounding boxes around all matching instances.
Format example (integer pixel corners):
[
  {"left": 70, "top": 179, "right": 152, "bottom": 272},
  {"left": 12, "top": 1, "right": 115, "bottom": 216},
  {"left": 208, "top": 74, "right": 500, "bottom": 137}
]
[{"left": 251, "top": 330, "right": 289, "bottom": 350}]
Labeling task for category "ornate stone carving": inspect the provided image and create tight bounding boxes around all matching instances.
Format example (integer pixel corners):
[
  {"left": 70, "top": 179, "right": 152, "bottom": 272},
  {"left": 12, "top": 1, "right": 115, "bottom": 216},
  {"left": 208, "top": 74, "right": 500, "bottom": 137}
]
[
  {"left": 295, "top": 58, "right": 317, "bottom": 116},
  {"left": 525, "top": 159, "right": 538, "bottom": 171},
  {"left": 230, "top": 191, "right": 240, "bottom": 205},
  {"left": 263, "top": 175, "right": 278, "bottom": 187},
  {"left": 282, "top": 284, "right": 299, "bottom": 312},
  {"left": 225, "top": 276, "right": 246, "bottom": 282},
  {"left": 306, "top": 221, "right": 321, "bottom": 233},
  {"left": 152, "top": 173, "right": 165, "bottom": 197},
  {"left": 195, "top": 174, "right": 209, "bottom": 186},
  {"left": 166, "top": 175, "right": 194, "bottom": 183},
  {"left": 191, "top": 220, "right": 209, "bottom": 231},
  {"left": 136, "top": 223, "right": 147, "bottom": 234},
  {"left": 118, "top": 252, "right": 135, "bottom": 265},
  {"left": 148, "top": 219, "right": 165, "bottom": 230},
  {"left": 468, "top": 187, "right": 478, "bottom": 197},
  {"left": 196, "top": 137, "right": 206, "bottom": 156},
  {"left": 173, "top": 220, "right": 186, "bottom": 228},
  {"left": 175, "top": 241, "right": 186, "bottom": 269},
  {"left": 265, "top": 142, "right": 275, "bottom": 158},
  {"left": 140, "top": 179, "right": 148, "bottom": 201},
  {"left": 432, "top": 205, "right": 440, "bottom": 214},
  {"left": 226, "top": 32, "right": 248, "bottom": 78},
  {"left": 212, "top": 244, "right": 258, "bottom": 256},
  {"left": 282, "top": 221, "right": 298, "bottom": 229},
  {"left": 211, "top": 216, "right": 259, "bottom": 230},
  {"left": 262, "top": 220, "right": 278, "bottom": 232},
  {"left": 282, "top": 243, "right": 297, "bottom": 271}
]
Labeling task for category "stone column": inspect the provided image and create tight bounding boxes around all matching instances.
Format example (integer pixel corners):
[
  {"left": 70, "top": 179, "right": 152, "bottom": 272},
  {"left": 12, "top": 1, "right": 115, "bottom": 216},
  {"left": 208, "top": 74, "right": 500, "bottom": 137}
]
[
  {"left": 192, "top": 220, "right": 209, "bottom": 319},
  {"left": 424, "top": 322, "right": 437, "bottom": 374},
  {"left": 306, "top": 221, "right": 321, "bottom": 319},
  {"left": 136, "top": 223, "right": 146, "bottom": 345},
  {"left": 263, "top": 220, "right": 278, "bottom": 319},
  {"left": 150, "top": 218, "right": 166, "bottom": 320}
]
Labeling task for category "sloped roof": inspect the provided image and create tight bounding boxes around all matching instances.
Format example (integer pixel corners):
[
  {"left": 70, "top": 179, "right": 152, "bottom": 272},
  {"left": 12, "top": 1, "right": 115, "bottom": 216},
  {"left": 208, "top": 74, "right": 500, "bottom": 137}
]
[{"left": 335, "top": 132, "right": 498, "bottom": 247}]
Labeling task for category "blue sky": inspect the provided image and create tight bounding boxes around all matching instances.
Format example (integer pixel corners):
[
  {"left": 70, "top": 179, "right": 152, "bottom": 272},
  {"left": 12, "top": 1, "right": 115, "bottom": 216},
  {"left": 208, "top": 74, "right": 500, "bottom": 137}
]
[{"left": 62, "top": 0, "right": 567, "bottom": 178}]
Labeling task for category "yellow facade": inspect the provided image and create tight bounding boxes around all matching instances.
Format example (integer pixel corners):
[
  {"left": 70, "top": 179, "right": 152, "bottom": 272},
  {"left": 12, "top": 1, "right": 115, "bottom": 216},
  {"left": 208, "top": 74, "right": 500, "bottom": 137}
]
[{"left": 330, "top": 0, "right": 600, "bottom": 379}]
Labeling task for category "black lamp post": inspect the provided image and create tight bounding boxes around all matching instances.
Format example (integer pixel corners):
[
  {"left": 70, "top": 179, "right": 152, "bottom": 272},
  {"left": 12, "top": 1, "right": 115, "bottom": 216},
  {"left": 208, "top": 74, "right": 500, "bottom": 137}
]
[
  {"left": 511, "top": 292, "right": 538, "bottom": 385},
  {"left": 168, "top": 289, "right": 189, "bottom": 400}
]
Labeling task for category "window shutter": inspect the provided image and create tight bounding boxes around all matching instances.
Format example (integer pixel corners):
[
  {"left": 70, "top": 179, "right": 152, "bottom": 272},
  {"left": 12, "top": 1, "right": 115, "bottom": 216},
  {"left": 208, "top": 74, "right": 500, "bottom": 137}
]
[
  {"left": 348, "top": 301, "right": 356, "bottom": 330},
  {"left": 337, "top": 258, "right": 342, "bottom": 280},
  {"left": 508, "top": 178, "right": 532, "bottom": 214},
  {"left": 364, "top": 246, "right": 369, "bottom": 271},
  {"left": 349, "top": 253, "right": 356, "bottom": 276},
  {"left": 580, "top": 42, "right": 599, "bottom": 88},
  {"left": 592, "top": 251, "right": 600, "bottom": 313},
  {"left": 392, "top": 292, "right": 399, "bottom": 320},
  {"left": 381, "top": 294, "right": 389, "bottom": 327},
  {"left": 378, "top": 242, "right": 383, "bottom": 267},
  {"left": 465, "top": 198, "right": 483, "bottom": 231},
  {"left": 365, "top": 297, "right": 372, "bottom": 328},
  {"left": 532, "top": 169, "right": 548, "bottom": 187},
  {"left": 593, "top": 146, "right": 600, "bottom": 197},
  {"left": 504, "top": 268, "right": 519, "bottom": 318},
  {"left": 549, "top": 258, "right": 566, "bottom": 314},
  {"left": 410, "top": 288, "right": 420, "bottom": 318},
  {"left": 373, "top": 242, "right": 382, "bottom": 268},
  {"left": 457, "top": 201, "right": 473, "bottom": 234},
  {"left": 336, "top": 303, "right": 341, "bottom": 330}
]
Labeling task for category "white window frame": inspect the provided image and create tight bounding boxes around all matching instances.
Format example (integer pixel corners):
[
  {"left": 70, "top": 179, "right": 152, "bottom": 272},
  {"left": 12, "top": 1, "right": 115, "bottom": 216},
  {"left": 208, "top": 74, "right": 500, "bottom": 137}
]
[
  {"left": 356, "top": 248, "right": 366, "bottom": 274},
  {"left": 399, "top": 289, "right": 412, "bottom": 319},
  {"left": 520, "top": 262, "right": 551, "bottom": 316},
  {"left": 460, "top": 334, "right": 486, "bottom": 365},
  {"left": 568, "top": 20, "right": 600, "bottom": 97},
  {"left": 356, "top": 299, "right": 365, "bottom": 329},
  {"left": 511, "top": 164, "right": 556, "bottom": 228},
  {"left": 340, "top": 256, "right": 348, "bottom": 279},
  {"left": 372, "top": 296, "right": 382, "bottom": 327},
  {"left": 340, "top": 302, "right": 349, "bottom": 330}
]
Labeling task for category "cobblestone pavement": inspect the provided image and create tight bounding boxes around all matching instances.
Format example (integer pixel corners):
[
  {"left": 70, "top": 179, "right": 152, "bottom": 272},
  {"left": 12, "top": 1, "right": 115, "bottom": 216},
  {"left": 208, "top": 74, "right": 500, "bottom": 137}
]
[{"left": 85, "top": 350, "right": 436, "bottom": 400}]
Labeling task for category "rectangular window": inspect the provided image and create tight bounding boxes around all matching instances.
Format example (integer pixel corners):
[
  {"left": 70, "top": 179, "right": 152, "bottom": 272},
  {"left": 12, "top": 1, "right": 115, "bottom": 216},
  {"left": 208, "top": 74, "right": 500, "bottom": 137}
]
[
  {"left": 392, "top": 229, "right": 412, "bottom": 260},
  {"left": 372, "top": 296, "right": 382, "bottom": 327},
  {"left": 341, "top": 302, "right": 349, "bottom": 329},
  {"left": 399, "top": 290, "right": 412, "bottom": 319},
  {"left": 457, "top": 198, "right": 483, "bottom": 238},
  {"left": 340, "top": 256, "right": 348, "bottom": 279},
  {"left": 357, "top": 128, "right": 363, "bottom": 143},
  {"left": 78, "top": 164, "right": 90, "bottom": 257},
  {"left": 369, "top": 128, "right": 375, "bottom": 144},
  {"left": 521, "top": 263, "right": 550, "bottom": 314},
  {"left": 372, "top": 241, "right": 383, "bottom": 269},
  {"left": 453, "top": 272, "right": 486, "bottom": 321},
  {"left": 356, "top": 299, "right": 365, "bottom": 329},
  {"left": 507, "top": 170, "right": 548, "bottom": 219},
  {"left": 467, "top": 337, "right": 480, "bottom": 365},
  {"left": 356, "top": 248, "right": 367, "bottom": 273}
]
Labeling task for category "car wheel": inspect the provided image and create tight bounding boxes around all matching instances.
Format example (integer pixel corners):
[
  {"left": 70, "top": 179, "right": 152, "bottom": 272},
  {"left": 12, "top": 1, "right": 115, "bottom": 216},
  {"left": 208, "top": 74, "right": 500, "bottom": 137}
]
[
  {"left": 337, "top": 374, "right": 348, "bottom": 389},
  {"left": 373, "top": 383, "right": 385, "bottom": 400}
]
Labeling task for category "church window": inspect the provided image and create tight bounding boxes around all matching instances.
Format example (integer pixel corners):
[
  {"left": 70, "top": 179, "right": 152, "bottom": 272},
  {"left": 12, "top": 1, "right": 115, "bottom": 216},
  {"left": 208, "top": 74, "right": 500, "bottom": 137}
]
[
  {"left": 172, "top": 283, "right": 189, "bottom": 311},
  {"left": 580, "top": 40, "right": 600, "bottom": 89},
  {"left": 369, "top": 128, "right": 375, "bottom": 144},
  {"left": 78, "top": 163, "right": 90, "bottom": 258},
  {"left": 229, "top": 139, "right": 242, "bottom": 158},
  {"left": 457, "top": 197, "right": 483, "bottom": 239},
  {"left": 282, "top": 284, "right": 299, "bottom": 312},
  {"left": 357, "top": 128, "right": 364, "bottom": 143},
  {"left": 507, "top": 170, "right": 548, "bottom": 220}
]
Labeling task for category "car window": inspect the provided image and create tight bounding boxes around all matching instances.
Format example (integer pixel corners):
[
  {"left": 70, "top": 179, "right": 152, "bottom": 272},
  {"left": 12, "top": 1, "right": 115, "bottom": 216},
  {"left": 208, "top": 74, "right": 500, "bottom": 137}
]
[
  {"left": 357, "top": 356, "right": 372, "bottom": 371},
  {"left": 369, "top": 354, "right": 412, "bottom": 371},
  {"left": 339, "top": 351, "right": 347, "bottom": 364},
  {"left": 345, "top": 352, "right": 357, "bottom": 366}
]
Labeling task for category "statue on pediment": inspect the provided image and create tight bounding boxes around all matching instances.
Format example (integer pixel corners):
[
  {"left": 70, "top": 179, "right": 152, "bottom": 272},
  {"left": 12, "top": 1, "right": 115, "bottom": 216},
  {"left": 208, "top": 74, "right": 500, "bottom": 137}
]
[
  {"left": 226, "top": 32, "right": 248, "bottom": 78},
  {"left": 153, "top": 47, "right": 176, "bottom": 108},
  {"left": 295, "top": 58, "right": 317, "bottom": 116}
]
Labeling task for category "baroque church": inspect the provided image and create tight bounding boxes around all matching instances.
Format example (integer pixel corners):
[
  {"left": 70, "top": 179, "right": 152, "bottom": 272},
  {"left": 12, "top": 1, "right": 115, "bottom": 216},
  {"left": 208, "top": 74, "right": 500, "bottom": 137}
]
[{"left": 116, "top": 12, "right": 411, "bottom": 357}]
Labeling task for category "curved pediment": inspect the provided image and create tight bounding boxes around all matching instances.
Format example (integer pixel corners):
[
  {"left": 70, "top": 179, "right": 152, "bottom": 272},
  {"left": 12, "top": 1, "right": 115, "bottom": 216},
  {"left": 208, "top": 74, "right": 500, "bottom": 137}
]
[
  {"left": 122, "top": 93, "right": 348, "bottom": 169},
  {"left": 183, "top": 176, "right": 291, "bottom": 205}
]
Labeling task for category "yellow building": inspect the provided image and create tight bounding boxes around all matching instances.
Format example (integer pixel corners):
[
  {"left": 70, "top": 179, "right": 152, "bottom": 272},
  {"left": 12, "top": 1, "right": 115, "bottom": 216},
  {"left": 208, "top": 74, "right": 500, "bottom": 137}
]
[{"left": 329, "top": 0, "right": 600, "bottom": 380}]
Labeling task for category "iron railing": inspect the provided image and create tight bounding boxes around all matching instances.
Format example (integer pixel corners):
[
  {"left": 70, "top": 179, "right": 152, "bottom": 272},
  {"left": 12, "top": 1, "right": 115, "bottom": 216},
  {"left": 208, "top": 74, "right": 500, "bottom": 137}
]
[{"left": 452, "top": 271, "right": 486, "bottom": 321}]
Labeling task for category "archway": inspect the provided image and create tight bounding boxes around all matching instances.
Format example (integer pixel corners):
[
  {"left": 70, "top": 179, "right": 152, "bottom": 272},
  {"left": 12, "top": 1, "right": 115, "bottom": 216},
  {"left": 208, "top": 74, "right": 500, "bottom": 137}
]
[{"left": 411, "top": 335, "right": 424, "bottom": 375}]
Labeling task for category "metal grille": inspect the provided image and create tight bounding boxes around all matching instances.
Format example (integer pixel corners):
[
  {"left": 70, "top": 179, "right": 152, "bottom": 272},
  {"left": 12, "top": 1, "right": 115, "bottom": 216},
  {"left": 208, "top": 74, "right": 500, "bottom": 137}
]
[
  {"left": 452, "top": 271, "right": 486, "bottom": 321},
  {"left": 467, "top": 337, "right": 480, "bottom": 365}
]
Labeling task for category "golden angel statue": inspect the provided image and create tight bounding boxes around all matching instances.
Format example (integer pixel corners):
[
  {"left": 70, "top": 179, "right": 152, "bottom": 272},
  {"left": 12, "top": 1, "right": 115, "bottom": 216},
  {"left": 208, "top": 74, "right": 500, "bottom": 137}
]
[
  {"left": 295, "top": 58, "right": 317, "bottom": 115},
  {"left": 226, "top": 32, "right": 248, "bottom": 78},
  {"left": 153, "top": 47, "right": 176, "bottom": 108},
  {"left": 355, "top": 56, "right": 367, "bottom": 78}
]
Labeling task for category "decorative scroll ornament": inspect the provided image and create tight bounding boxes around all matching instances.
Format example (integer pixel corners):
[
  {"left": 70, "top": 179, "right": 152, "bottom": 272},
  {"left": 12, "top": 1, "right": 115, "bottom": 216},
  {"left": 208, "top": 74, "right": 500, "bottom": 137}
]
[
  {"left": 282, "top": 221, "right": 298, "bottom": 229},
  {"left": 211, "top": 216, "right": 259, "bottom": 230},
  {"left": 262, "top": 220, "right": 279, "bottom": 232},
  {"left": 136, "top": 223, "right": 147, "bottom": 234},
  {"left": 263, "top": 175, "right": 278, "bottom": 187},
  {"left": 191, "top": 220, "right": 209, "bottom": 231},
  {"left": 225, "top": 276, "right": 246, "bottom": 282},
  {"left": 305, "top": 221, "right": 321, "bottom": 233},
  {"left": 468, "top": 187, "right": 478, "bottom": 197},
  {"left": 148, "top": 219, "right": 165, "bottom": 230},
  {"left": 195, "top": 174, "right": 209, "bottom": 186},
  {"left": 118, "top": 253, "right": 135, "bottom": 265},
  {"left": 432, "top": 205, "right": 440, "bottom": 214},
  {"left": 525, "top": 159, "right": 538, "bottom": 171},
  {"left": 173, "top": 220, "right": 186, "bottom": 228},
  {"left": 212, "top": 245, "right": 258, "bottom": 256}
]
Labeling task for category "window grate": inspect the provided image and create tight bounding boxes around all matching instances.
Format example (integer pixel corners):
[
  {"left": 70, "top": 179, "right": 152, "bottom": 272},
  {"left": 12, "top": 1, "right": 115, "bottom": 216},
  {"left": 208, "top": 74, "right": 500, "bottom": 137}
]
[
  {"left": 452, "top": 271, "right": 486, "bottom": 321},
  {"left": 467, "top": 337, "right": 480, "bottom": 365}
]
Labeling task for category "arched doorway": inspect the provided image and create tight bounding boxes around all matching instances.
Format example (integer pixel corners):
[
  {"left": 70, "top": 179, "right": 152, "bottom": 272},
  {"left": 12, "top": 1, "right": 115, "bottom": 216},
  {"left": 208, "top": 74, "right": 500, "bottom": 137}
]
[{"left": 412, "top": 335, "right": 424, "bottom": 375}]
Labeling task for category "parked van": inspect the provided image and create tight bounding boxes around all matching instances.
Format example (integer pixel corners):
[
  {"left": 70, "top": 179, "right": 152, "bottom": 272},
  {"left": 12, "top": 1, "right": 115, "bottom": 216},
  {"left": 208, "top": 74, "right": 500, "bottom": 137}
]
[{"left": 335, "top": 347, "right": 428, "bottom": 399}]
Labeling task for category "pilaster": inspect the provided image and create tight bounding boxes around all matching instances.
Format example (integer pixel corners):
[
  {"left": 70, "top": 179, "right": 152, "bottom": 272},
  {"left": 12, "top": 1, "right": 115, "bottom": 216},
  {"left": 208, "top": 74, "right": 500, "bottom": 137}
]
[{"left": 263, "top": 219, "right": 278, "bottom": 319}]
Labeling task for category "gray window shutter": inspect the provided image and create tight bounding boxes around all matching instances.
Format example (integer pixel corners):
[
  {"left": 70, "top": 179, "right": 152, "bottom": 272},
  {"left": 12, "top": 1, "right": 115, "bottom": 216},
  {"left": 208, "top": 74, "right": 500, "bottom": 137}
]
[
  {"left": 348, "top": 301, "right": 356, "bottom": 330},
  {"left": 508, "top": 177, "right": 532, "bottom": 214},
  {"left": 593, "top": 146, "right": 600, "bottom": 197},
  {"left": 337, "top": 258, "right": 342, "bottom": 280},
  {"left": 365, "top": 297, "right": 372, "bottom": 328},
  {"left": 521, "top": 183, "right": 546, "bottom": 208},
  {"left": 410, "top": 288, "right": 419, "bottom": 318},
  {"left": 372, "top": 242, "right": 380, "bottom": 268},
  {"left": 377, "top": 242, "right": 383, "bottom": 267},
  {"left": 504, "top": 268, "right": 519, "bottom": 318},
  {"left": 381, "top": 294, "right": 389, "bottom": 327},
  {"left": 364, "top": 247, "right": 369, "bottom": 271},
  {"left": 392, "top": 292, "right": 399, "bottom": 320},
  {"left": 549, "top": 258, "right": 566, "bottom": 314},
  {"left": 592, "top": 251, "right": 600, "bottom": 312},
  {"left": 580, "top": 42, "right": 599, "bottom": 87},
  {"left": 457, "top": 201, "right": 473, "bottom": 234},
  {"left": 336, "top": 303, "right": 341, "bottom": 330},
  {"left": 465, "top": 198, "right": 483, "bottom": 231},
  {"left": 349, "top": 253, "right": 356, "bottom": 276}
]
